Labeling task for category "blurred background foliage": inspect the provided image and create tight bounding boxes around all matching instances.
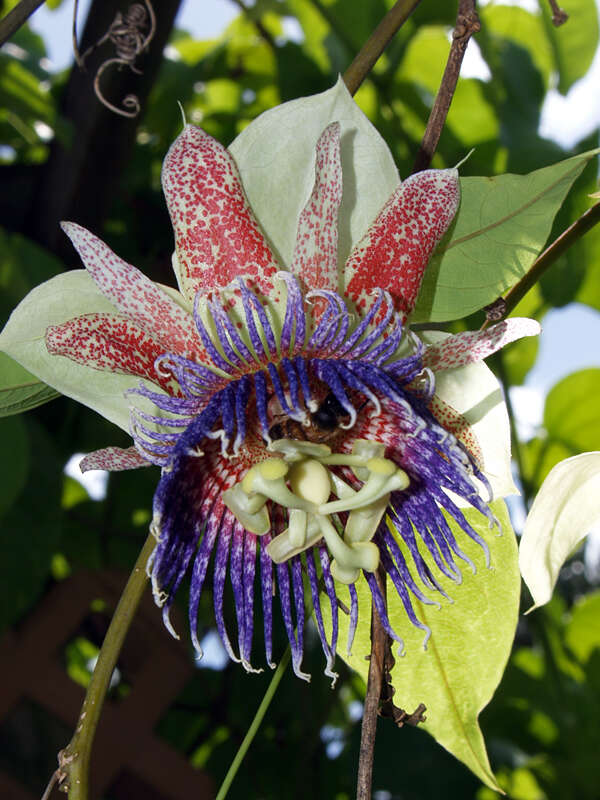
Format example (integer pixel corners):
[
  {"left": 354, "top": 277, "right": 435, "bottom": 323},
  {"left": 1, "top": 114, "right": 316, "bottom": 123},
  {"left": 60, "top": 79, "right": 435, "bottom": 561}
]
[{"left": 0, "top": 0, "right": 600, "bottom": 798}]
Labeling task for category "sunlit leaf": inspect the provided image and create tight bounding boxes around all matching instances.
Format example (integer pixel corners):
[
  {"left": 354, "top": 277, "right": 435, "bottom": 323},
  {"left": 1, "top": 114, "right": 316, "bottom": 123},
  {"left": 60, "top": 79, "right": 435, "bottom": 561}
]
[
  {"left": 413, "top": 150, "right": 600, "bottom": 322},
  {"left": 520, "top": 452, "right": 600, "bottom": 611},
  {"left": 564, "top": 591, "right": 600, "bottom": 664},
  {"left": 230, "top": 78, "right": 400, "bottom": 275},
  {"left": 331, "top": 500, "right": 518, "bottom": 791},
  {"left": 544, "top": 369, "right": 600, "bottom": 452},
  {"left": 542, "top": 0, "right": 599, "bottom": 95},
  {"left": 481, "top": 4, "right": 554, "bottom": 88}
]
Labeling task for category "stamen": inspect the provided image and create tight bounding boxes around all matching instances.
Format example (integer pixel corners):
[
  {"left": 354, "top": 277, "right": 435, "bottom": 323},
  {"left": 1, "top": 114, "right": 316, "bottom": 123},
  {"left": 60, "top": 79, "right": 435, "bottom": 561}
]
[
  {"left": 319, "top": 458, "right": 409, "bottom": 514},
  {"left": 242, "top": 459, "right": 313, "bottom": 510}
]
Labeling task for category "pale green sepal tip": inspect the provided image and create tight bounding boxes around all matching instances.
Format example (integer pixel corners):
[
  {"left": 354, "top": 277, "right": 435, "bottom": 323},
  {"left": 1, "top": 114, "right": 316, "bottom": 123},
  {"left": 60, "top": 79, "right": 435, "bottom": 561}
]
[{"left": 519, "top": 451, "right": 600, "bottom": 612}]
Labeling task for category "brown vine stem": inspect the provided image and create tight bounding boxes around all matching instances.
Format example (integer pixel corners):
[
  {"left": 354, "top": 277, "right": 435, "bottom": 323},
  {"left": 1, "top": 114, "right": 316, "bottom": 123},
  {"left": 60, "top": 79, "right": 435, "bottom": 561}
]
[
  {"left": 343, "top": 0, "right": 423, "bottom": 96},
  {"left": 0, "top": 0, "right": 46, "bottom": 47},
  {"left": 481, "top": 202, "right": 600, "bottom": 330},
  {"left": 412, "top": 0, "right": 480, "bottom": 173},
  {"left": 355, "top": 569, "right": 388, "bottom": 800},
  {"left": 547, "top": 0, "right": 568, "bottom": 26}
]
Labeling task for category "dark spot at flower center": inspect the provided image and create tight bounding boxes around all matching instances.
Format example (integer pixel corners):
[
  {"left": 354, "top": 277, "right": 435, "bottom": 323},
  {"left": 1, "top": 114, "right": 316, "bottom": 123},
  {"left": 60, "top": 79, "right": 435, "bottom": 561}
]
[
  {"left": 311, "top": 392, "right": 348, "bottom": 431},
  {"left": 265, "top": 393, "right": 351, "bottom": 445}
]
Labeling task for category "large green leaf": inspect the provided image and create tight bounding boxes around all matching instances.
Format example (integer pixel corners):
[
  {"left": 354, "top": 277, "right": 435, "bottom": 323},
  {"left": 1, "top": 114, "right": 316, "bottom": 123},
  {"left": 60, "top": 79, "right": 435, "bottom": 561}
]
[
  {"left": 0, "top": 352, "right": 59, "bottom": 417},
  {"left": 564, "top": 591, "right": 600, "bottom": 664},
  {"left": 481, "top": 4, "right": 554, "bottom": 89},
  {"left": 332, "top": 500, "right": 519, "bottom": 791},
  {"left": 544, "top": 369, "right": 600, "bottom": 451},
  {"left": 412, "top": 150, "right": 600, "bottom": 322},
  {"left": 542, "top": 0, "right": 599, "bottom": 95}
]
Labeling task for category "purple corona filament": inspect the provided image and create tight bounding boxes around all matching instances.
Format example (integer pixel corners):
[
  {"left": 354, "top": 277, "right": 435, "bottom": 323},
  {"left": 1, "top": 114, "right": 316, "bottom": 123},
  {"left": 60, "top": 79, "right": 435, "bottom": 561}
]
[{"left": 131, "top": 275, "right": 497, "bottom": 681}]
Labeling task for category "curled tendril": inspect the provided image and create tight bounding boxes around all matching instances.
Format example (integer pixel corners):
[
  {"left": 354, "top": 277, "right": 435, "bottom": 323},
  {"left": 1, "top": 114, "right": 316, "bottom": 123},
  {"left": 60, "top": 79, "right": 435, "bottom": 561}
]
[{"left": 72, "top": 0, "right": 156, "bottom": 118}]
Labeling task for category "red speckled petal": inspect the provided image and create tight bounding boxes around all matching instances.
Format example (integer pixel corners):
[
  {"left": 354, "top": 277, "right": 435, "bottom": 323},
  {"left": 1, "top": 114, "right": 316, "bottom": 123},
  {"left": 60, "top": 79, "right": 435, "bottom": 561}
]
[
  {"left": 80, "top": 446, "right": 151, "bottom": 473},
  {"left": 162, "top": 125, "right": 281, "bottom": 301},
  {"left": 429, "top": 395, "right": 484, "bottom": 467},
  {"left": 46, "top": 313, "right": 173, "bottom": 392},
  {"left": 61, "top": 222, "right": 205, "bottom": 363},
  {"left": 344, "top": 169, "right": 460, "bottom": 319},
  {"left": 291, "top": 122, "right": 342, "bottom": 292},
  {"left": 423, "top": 318, "right": 541, "bottom": 372}
]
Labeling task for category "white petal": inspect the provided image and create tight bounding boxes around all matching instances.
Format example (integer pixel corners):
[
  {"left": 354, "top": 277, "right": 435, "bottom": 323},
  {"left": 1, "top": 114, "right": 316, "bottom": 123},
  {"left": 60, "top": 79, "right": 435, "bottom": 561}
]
[
  {"left": 0, "top": 271, "right": 167, "bottom": 433},
  {"left": 519, "top": 452, "right": 600, "bottom": 611},
  {"left": 229, "top": 77, "right": 399, "bottom": 274},
  {"left": 421, "top": 330, "right": 517, "bottom": 499}
]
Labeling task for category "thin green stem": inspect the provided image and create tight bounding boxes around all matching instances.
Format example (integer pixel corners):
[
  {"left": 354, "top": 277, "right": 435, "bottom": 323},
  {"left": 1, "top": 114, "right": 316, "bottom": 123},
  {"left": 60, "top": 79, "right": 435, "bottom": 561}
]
[
  {"left": 343, "top": 0, "right": 423, "bottom": 96},
  {"left": 61, "top": 532, "right": 156, "bottom": 799},
  {"left": 215, "top": 647, "right": 292, "bottom": 800}
]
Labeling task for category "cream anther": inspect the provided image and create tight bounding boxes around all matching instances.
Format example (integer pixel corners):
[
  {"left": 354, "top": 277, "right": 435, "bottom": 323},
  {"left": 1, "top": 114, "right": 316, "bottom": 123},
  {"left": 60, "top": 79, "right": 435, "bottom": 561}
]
[
  {"left": 318, "top": 461, "right": 409, "bottom": 515},
  {"left": 222, "top": 484, "right": 270, "bottom": 535},
  {"left": 242, "top": 458, "right": 314, "bottom": 511},
  {"left": 345, "top": 495, "right": 389, "bottom": 544},
  {"left": 317, "top": 515, "right": 379, "bottom": 584},
  {"left": 269, "top": 438, "right": 331, "bottom": 462},
  {"left": 266, "top": 515, "right": 322, "bottom": 563}
]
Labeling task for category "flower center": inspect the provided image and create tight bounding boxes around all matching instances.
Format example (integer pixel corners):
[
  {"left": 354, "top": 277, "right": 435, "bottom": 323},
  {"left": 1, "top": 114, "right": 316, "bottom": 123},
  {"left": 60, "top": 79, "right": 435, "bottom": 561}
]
[{"left": 223, "top": 438, "right": 410, "bottom": 583}]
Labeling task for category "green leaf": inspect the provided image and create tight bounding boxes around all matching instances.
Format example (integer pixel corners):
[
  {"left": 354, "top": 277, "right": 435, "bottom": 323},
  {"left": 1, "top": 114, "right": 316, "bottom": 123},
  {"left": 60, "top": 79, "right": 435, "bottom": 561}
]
[
  {"left": 564, "top": 591, "right": 600, "bottom": 665},
  {"left": 0, "top": 419, "right": 63, "bottom": 630},
  {"left": 0, "top": 414, "right": 29, "bottom": 516},
  {"left": 520, "top": 452, "right": 600, "bottom": 611},
  {"left": 332, "top": 500, "right": 518, "bottom": 791},
  {"left": 0, "top": 351, "right": 59, "bottom": 416},
  {"left": 412, "top": 150, "right": 600, "bottom": 322},
  {"left": 481, "top": 5, "right": 554, "bottom": 89},
  {"left": 399, "top": 27, "right": 499, "bottom": 148},
  {"left": 544, "top": 369, "right": 600, "bottom": 451},
  {"left": 522, "top": 436, "right": 573, "bottom": 492},
  {"left": 542, "top": 0, "right": 599, "bottom": 95}
]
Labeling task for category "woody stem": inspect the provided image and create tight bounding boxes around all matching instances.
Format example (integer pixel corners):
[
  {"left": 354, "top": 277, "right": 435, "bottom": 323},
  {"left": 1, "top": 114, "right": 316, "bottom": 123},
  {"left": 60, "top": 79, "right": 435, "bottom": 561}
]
[
  {"left": 412, "top": 0, "right": 480, "bottom": 173},
  {"left": 356, "top": 568, "right": 388, "bottom": 800}
]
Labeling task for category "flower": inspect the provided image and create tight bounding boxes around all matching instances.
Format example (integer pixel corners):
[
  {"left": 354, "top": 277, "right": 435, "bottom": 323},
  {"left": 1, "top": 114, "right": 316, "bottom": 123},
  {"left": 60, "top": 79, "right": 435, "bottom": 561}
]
[{"left": 0, "top": 82, "right": 539, "bottom": 681}]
